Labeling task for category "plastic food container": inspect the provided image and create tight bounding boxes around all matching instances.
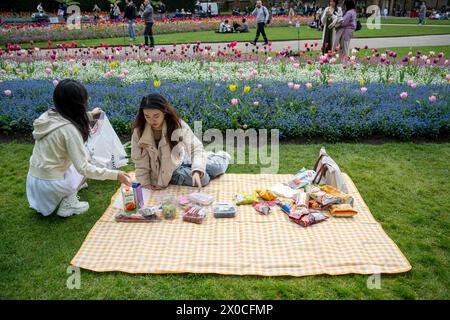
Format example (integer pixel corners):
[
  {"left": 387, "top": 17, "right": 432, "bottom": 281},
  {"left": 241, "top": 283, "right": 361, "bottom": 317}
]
[
  {"left": 182, "top": 205, "right": 207, "bottom": 224},
  {"left": 188, "top": 192, "right": 214, "bottom": 206},
  {"left": 213, "top": 202, "right": 237, "bottom": 218}
]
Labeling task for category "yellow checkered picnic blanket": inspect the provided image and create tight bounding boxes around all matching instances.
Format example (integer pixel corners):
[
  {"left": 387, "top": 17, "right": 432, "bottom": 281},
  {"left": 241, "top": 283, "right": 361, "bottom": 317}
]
[{"left": 71, "top": 173, "right": 412, "bottom": 276}]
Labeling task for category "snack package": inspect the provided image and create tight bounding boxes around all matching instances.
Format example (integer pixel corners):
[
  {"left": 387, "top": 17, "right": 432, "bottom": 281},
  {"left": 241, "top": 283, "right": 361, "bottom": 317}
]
[
  {"left": 183, "top": 205, "right": 207, "bottom": 224},
  {"left": 213, "top": 202, "right": 237, "bottom": 218},
  {"left": 308, "top": 199, "right": 320, "bottom": 209},
  {"left": 330, "top": 204, "right": 358, "bottom": 217},
  {"left": 188, "top": 192, "right": 214, "bottom": 206},
  {"left": 162, "top": 203, "right": 178, "bottom": 220},
  {"left": 304, "top": 184, "right": 321, "bottom": 194},
  {"left": 315, "top": 191, "right": 342, "bottom": 208},
  {"left": 288, "top": 209, "right": 329, "bottom": 227},
  {"left": 269, "top": 183, "right": 297, "bottom": 198},
  {"left": 121, "top": 186, "right": 138, "bottom": 214},
  {"left": 255, "top": 188, "right": 278, "bottom": 201},
  {"left": 320, "top": 185, "right": 354, "bottom": 205},
  {"left": 160, "top": 195, "right": 178, "bottom": 220},
  {"left": 287, "top": 168, "right": 316, "bottom": 189},
  {"left": 252, "top": 201, "right": 271, "bottom": 215},
  {"left": 277, "top": 201, "right": 291, "bottom": 214},
  {"left": 178, "top": 196, "right": 191, "bottom": 209},
  {"left": 292, "top": 191, "right": 309, "bottom": 208},
  {"left": 115, "top": 205, "right": 162, "bottom": 223},
  {"left": 233, "top": 192, "right": 258, "bottom": 205}
]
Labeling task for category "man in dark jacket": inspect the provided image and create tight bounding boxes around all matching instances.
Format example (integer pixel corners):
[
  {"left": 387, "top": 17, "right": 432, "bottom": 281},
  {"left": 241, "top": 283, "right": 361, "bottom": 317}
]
[
  {"left": 143, "top": 0, "right": 155, "bottom": 47},
  {"left": 124, "top": 0, "right": 137, "bottom": 41}
]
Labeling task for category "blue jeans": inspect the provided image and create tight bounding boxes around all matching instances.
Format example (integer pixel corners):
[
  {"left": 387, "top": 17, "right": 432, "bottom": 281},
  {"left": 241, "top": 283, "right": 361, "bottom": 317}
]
[
  {"left": 170, "top": 153, "right": 229, "bottom": 187},
  {"left": 128, "top": 19, "right": 135, "bottom": 40}
]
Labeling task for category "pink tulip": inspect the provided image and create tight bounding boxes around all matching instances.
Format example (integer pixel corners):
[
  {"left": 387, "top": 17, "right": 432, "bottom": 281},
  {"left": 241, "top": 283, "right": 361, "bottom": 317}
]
[
  {"left": 231, "top": 98, "right": 238, "bottom": 105},
  {"left": 117, "top": 73, "right": 125, "bottom": 80},
  {"left": 53, "top": 80, "right": 59, "bottom": 87},
  {"left": 293, "top": 84, "right": 300, "bottom": 90},
  {"left": 208, "top": 67, "right": 215, "bottom": 73},
  {"left": 145, "top": 58, "right": 152, "bottom": 64},
  {"left": 305, "top": 82, "right": 313, "bottom": 89},
  {"left": 446, "top": 74, "right": 450, "bottom": 81},
  {"left": 123, "top": 69, "right": 129, "bottom": 75},
  {"left": 400, "top": 92, "right": 408, "bottom": 100},
  {"left": 327, "top": 79, "right": 334, "bottom": 85},
  {"left": 407, "top": 80, "right": 414, "bottom": 86},
  {"left": 293, "top": 63, "right": 300, "bottom": 68},
  {"left": 428, "top": 95, "right": 436, "bottom": 103},
  {"left": 105, "top": 71, "right": 112, "bottom": 78},
  {"left": 4, "top": 90, "right": 11, "bottom": 96},
  {"left": 360, "top": 87, "right": 368, "bottom": 94},
  {"left": 45, "top": 68, "right": 52, "bottom": 75},
  {"left": 314, "top": 69, "right": 321, "bottom": 77},
  {"left": 288, "top": 82, "right": 294, "bottom": 88},
  {"left": 410, "top": 83, "right": 417, "bottom": 90}
]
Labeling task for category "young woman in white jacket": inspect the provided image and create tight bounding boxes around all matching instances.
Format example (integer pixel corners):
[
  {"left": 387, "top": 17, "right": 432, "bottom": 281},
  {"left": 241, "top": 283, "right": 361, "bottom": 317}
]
[
  {"left": 131, "top": 93, "right": 230, "bottom": 191},
  {"left": 26, "top": 79, "right": 132, "bottom": 218},
  {"left": 320, "top": 0, "right": 343, "bottom": 54}
]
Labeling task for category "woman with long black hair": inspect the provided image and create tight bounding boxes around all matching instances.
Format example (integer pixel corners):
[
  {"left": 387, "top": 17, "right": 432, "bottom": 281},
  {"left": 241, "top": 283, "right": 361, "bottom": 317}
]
[
  {"left": 26, "top": 79, "right": 132, "bottom": 218},
  {"left": 131, "top": 93, "right": 230, "bottom": 191}
]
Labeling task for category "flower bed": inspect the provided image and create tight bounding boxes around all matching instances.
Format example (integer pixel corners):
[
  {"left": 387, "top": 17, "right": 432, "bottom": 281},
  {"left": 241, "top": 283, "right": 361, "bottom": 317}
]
[
  {"left": 0, "top": 15, "right": 306, "bottom": 45},
  {"left": 1, "top": 79, "right": 448, "bottom": 141}
]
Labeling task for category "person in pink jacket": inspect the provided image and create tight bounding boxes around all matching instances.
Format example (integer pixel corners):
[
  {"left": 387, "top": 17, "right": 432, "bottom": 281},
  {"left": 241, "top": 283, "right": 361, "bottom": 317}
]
[{"left": 334, "top": 0, "right": 357, "bottom": 63}]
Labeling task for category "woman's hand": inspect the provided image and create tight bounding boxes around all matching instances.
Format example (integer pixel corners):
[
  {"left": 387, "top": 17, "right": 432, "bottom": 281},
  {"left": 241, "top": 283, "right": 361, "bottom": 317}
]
[
  {"left": 91, "top": 107, "right": 103, "bottom": 119},
  {"left": 192, "top": 171, "right": 202, "bottom": 192},
  {"left": 118, "top": 171, "right": 132, "bottom": 186}
]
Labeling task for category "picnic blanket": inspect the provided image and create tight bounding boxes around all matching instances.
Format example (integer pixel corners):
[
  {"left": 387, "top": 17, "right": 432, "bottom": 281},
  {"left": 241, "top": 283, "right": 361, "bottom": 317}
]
[{"left": 71, "top": 173, "right": 412, "bottom": 277}]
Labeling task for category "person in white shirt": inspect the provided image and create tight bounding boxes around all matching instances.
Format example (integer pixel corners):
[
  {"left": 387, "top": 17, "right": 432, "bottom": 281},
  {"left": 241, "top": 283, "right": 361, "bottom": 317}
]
[{"left": 26, "top": 79, "right": 132, "bottom": 217}]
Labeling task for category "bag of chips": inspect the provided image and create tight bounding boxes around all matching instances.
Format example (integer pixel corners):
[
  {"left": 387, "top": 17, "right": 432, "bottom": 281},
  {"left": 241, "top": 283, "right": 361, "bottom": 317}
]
[
  {"left": 252, "top": 201, "right": 271, "bottom": 215},
  {"left": 255, "top": 188, "right": 278, "bottom": 201},
  {"left": 183, "top": 205, "right": 207, "bottom": 224},
  {"left": 288, "top": 168, "right": 317, "bottom": 189},
  {"left": 315, "top": 191, "right": 342, "bottom": 208},
  {"left": 233, "top": 192, "right": 258, "bottom": 205},
  {"left": 320, "top": 185, "right": 354, "bottom": 205},
  {"left": 329, "top": 204, "right": 358, "bottom": 217},
  {"left": 288, "top": 209, "right": 329, "bottom": 227}
]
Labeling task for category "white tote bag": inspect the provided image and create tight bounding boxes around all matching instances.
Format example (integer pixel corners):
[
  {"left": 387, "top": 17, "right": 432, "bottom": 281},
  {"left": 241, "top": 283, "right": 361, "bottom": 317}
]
[{"left": 86, "top": 112, "right": 128, "bottom": 169}]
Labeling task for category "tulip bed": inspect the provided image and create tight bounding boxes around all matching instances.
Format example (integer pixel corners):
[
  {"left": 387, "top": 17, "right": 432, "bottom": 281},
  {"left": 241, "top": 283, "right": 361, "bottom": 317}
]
[{"left": 0, "top": 43, "right": 449, "bottom": 141}]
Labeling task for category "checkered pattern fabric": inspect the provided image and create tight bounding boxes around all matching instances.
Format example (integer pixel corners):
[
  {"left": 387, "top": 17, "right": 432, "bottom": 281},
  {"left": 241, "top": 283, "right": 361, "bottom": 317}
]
[{"left": 71, "top": 173, "right": 412, "bottom": 276}]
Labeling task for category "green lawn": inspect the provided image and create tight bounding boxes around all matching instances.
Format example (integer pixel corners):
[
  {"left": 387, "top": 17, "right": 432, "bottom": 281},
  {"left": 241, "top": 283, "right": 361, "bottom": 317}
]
[
  {"left": 0, "top": 142, "right": 449, "bottom": 299},
  {"left": 19, "top": 25, "right": 450, "bottom": 49}
]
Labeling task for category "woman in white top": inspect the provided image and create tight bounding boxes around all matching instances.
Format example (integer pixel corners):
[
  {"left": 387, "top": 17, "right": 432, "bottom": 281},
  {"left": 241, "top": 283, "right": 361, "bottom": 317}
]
[
  {"left": 26, "top": 79, "right": 132, "bottom": 218},
  {"left": 320, "top": 0, "right": 343, "bottom": 54}
]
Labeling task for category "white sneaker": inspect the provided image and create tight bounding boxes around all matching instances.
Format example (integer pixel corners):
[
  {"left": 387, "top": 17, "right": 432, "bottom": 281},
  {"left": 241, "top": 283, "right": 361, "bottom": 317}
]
[
  {"left": 79, "top": 182, "right": 88, "bottom": 190},
  {"left": 56, "top": 194, "right": 89, "bottom": 217}
]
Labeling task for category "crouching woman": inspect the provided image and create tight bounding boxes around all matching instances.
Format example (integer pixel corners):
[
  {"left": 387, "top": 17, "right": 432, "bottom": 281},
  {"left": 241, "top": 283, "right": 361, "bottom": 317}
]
[
  {"left": 26, "top": 79, "right": 132, "bottom": 218},
  {"left": 131, "top": 93, "right": 230, "bottom": 191}
]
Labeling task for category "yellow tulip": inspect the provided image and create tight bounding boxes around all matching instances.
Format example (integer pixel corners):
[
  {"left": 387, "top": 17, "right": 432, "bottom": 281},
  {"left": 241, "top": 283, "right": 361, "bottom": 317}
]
[
  {"left": 154, "top": 80, "right": 161, "bottom": 88},
  {"left": 229, "top": 84, "right": 237, "bottom": 91},
  {"left": 359, "top": 79, "right": 365, "bottom": 86},
  {"left": 243, "top": 86, "right": 251, "bottom": 94}
]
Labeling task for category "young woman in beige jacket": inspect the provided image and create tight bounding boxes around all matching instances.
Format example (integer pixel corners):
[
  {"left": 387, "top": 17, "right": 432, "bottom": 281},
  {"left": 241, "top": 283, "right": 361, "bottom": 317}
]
[
  {"left": 131, "top": 93, "right": 230, "bottom": 191},
  {"left": 26, "top": 79, "right": 132, "bottom": 218}
]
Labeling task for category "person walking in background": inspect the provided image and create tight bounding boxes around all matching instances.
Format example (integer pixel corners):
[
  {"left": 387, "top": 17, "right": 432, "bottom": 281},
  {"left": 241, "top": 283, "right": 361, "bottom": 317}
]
[
  {"left": 383, "top": 7, "right": 388, "bottom": 18},
  {"left": 124, "top": 0, "right": 138, "bottom": 42},
  {"left": 143, "top": 0, "right": 155, "bottom": 47},
  {"left": 93, "top": 4, "right": 101, "bottom": 24},
  {"left": 419, "top": 2, "right": 427, "bottom": 25},
  {"left": 250, "top": 0, "right": 270, "bottom": 45},
  {"left": 334, "top": 0, "right": 356, "bottom": 63},
  {"left": 321, "top": 0, "right": 342, "bottom": 54},
  {"left": 288, "top": 5, "right": 296, "bottom": 24}
]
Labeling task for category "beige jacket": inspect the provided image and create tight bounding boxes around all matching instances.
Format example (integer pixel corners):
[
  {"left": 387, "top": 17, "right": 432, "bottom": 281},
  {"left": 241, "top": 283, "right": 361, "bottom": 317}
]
[
  {"left": 131, "top": 120, "right": 206, "bottom": 188},
  {"left": 28, "top": 109, "right": 118, "bottom": 181}
]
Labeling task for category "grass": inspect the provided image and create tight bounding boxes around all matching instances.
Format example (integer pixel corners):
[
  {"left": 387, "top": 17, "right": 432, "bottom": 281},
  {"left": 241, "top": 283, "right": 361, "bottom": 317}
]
[
  {"left": 0, "top": 141, "right": 449, "bottom": 299},
  {"left": 360, "top": 17, "right": 450, "bottom": 25},
  {"left": 17, "top": 24, "right": 450, "bottom": 48}
]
